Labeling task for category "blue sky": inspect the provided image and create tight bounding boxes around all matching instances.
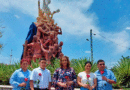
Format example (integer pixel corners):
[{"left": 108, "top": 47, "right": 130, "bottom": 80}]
[{"left": 0, "top": 0, "right": 130, "bottom": 68}]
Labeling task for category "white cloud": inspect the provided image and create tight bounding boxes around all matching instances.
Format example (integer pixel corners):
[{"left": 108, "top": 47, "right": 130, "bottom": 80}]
[
  {"left": 0, "top": 0, "right": 99, "bottom": 36},
  {"left": 14, "top": 15, "right": 20, "bottom": 19},
  {"left": 111, "top": 61, "right": 118, "bottom": 65},
  {"left": 0, "top": 0, "right": 129, "bottom": 54},
  {"left": 100, "top": 30, "right": 129, "bottom": 53},
  {"left": 0, "top": 0, "right": 38, "bottom": 17},
  {"left": 1, "top": 28, "right": 16, "bottom": 42},
  {"left": 0, "top": 55, "right": 10, "bottom": 64},
  {"left": 85, "top": 51, "right": 91, "bottom": 53},
  {"left": 126, "top": 27, "right": 130, "bottom": 30},
  {"left": 0, "top": 55, "right": 20, "bottom": 64},
  {"left": 50, "top": 0, "right": 100, "bottom": 36},
  {"left": 107, "top": 61, "right": 118, "bottom": 69}
]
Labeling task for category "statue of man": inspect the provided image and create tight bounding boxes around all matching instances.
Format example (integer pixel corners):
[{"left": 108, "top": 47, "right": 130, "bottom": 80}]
[{"left": 43, "top": 0, "right": 51, "bottom": 14}]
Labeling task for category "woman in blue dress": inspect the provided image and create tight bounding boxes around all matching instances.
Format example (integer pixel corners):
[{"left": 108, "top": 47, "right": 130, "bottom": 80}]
[
  {"left": 77, "top": 61, "right": 97, "bottom": 90},
  {"left": 10, "top": 59, "right": 31, "bottom": 90}
]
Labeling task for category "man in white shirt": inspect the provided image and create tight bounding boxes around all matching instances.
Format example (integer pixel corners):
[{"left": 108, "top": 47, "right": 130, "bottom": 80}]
[{"left": 30, "top": 58, "right": 51, "bottom": 90}]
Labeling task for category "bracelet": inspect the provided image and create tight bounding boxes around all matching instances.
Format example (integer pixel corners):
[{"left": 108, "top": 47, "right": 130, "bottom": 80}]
[{"left": 107, "top": 79, "right": 109, "bottom": 82}]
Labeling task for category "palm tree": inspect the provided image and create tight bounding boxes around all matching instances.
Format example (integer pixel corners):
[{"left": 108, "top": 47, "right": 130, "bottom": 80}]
[
  {"left": 112, "top": 56, "right": 130, "bottom": 88},
  {"left": 70, "top": 57, "right": 98, "bottom": 75}
]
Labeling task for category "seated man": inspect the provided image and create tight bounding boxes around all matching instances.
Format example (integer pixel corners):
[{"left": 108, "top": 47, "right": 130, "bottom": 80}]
[
  {"left": 54, "top": 41, "right": 63, "bottom": 58},
  {"left": 26, "top": 48, "right": 33, "bottom": 65},
  {"left": 27, "top": 35, "right": 49, "bottom": 62},
  {"left": 54, "top": 25, "right": 62, "bottom": 35},
  {"left": 36, "top": 26, "right": 49, "bottom": 41},
  {"left": 43, "top": 32, "right": 55, "bottom": 49},
  {"left": 52, "top": 44, "right": 58, "bottom": 58},
  {"left": 48, "top": 46, "right": 54, "bottom": 62}
]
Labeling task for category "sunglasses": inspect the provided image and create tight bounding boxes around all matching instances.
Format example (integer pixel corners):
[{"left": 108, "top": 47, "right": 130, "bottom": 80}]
[{"left": 99, "top": 63, "right": 105, "bottom": 66}]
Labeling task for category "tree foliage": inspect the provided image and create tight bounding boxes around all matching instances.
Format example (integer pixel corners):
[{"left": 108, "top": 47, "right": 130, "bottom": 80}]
[
  {"left": 70, "top": 57, "right": 98, "bottom": 75},
  {"left": 112, "top": 56, "right": 130, "bottom": 88}
]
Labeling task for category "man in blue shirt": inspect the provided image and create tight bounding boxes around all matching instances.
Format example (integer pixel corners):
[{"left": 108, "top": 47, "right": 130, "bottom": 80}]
[{"left": 95, "top": 59, "right": 116, "bottom": 90}]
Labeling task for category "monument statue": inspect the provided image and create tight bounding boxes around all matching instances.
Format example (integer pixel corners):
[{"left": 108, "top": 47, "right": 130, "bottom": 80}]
[{"left": 22, "top": 0, "right": 63, "bottom": 64}]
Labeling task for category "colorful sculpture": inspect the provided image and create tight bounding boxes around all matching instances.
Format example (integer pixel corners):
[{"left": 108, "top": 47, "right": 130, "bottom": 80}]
[{"left": 22, "top": 0, "right": 63, "bottom": 64}]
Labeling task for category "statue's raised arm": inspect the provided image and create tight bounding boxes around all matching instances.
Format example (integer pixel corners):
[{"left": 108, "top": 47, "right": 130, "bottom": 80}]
[{"left": 43, "top": 0, "right": 51, "bottom": 14}]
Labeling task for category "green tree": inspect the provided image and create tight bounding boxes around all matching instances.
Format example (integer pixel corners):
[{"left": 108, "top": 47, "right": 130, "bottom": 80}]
[
  {"left": 70, "top": 57, "right": 98, "bottom": 75},
  {"left": 112, "top": 56, "right": 130, "bottom": 88}
]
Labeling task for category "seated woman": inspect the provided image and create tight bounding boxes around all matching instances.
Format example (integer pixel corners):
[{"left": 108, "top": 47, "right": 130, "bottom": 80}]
[
  {"left": 77, "top": 61, "right": 97, "bottom": 90},
  {"left": 52, "top": 56, "right": 77, "bottom": 90},
  {"left": 10, "top": 59, "right": 31, "bottom": 90}
]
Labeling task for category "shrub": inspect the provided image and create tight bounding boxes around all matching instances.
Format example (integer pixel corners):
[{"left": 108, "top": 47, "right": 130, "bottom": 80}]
[
  {"left": 0, "top": 58, "right": 59, "bottom": 85},
  {"left": 0, "top": 62, "right": 20, "bottom": 85},
  {"left": 112, "top": 56, "right": 130, "bottom": 88}
]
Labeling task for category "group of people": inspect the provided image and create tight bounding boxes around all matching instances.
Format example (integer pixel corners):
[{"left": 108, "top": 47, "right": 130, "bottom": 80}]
[{"left": 10, "top": 56, "right": 116, "bottom": 90}]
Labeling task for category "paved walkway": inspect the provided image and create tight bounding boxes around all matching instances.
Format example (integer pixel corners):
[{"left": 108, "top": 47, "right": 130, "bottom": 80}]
[{"left": 0, "top": 85, "right": 124, "bottom": 90}]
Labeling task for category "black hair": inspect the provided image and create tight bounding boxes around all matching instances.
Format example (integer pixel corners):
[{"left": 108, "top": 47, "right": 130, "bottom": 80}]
[
  {"left": 39, "top": 58, "right": 46, "bottom": 62},
  {"left": 85, "top": 61, "right": 92, "bottom": 66},
  {"left": 97, "top": 59, "right": 105, "bottom": 64}
]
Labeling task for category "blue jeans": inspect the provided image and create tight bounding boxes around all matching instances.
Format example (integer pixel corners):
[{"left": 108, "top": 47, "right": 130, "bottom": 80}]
[{"left": 80, "top": 87, "right": 95, "bottom": 90}]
